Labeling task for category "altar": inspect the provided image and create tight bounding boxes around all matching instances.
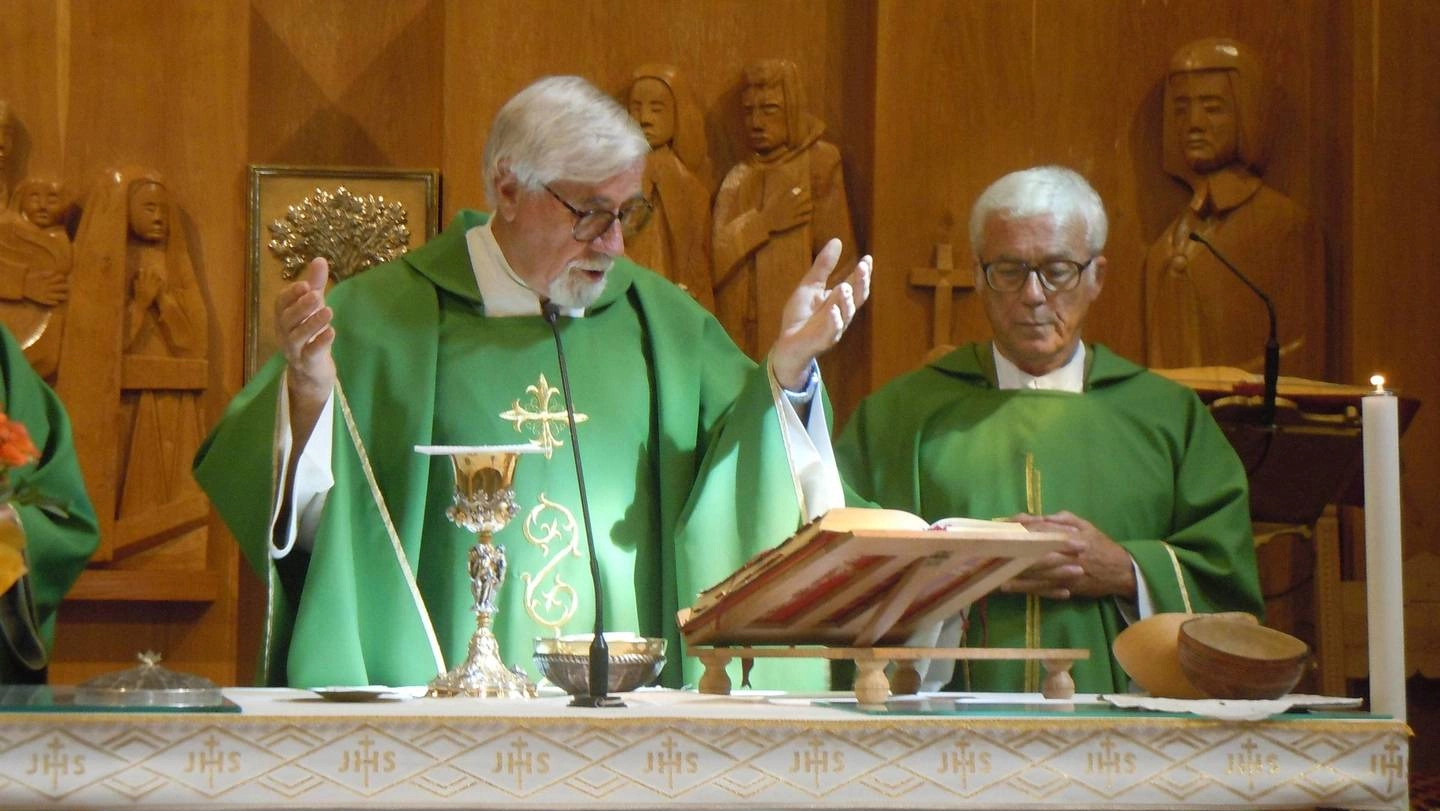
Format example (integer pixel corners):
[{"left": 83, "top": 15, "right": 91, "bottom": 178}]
[{"left": 0, "top": 688, "right": 1409, "bottom": 809}]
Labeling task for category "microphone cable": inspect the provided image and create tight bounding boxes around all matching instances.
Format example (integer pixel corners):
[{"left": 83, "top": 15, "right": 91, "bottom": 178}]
[{"left": 542, "top": 301, "right": 624, "bottom": 708}]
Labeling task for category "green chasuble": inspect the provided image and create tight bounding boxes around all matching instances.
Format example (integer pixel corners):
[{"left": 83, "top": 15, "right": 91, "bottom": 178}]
[
  {"left": 835, "top": 342, "right": 1261, "bottom": 694},
  {"left": 0, "top": 324, "right": 100, "bottom": 683},
  {"left": 195, "top": 210, "right": 825, "bottom": 690}
]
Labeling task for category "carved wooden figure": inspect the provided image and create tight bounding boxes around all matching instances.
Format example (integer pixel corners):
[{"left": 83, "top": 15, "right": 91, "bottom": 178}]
[
  {"left": 59, "top": 167, "right": 209, "bottom": 563},
  {"left": 713, "top": 59, "right": 856, "bottom": 358},
  {"left": 624, "top": 64, "right": 714, "bottom": 310},
  {"left": 1143, "top": 38, "right": 1326, "bottom": 378},
  {"left": 0, "top": 177, "right": 73, "bottom": 379}
]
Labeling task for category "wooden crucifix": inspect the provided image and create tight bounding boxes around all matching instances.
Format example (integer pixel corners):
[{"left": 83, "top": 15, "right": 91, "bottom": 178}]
[{"left": 908, "top": 243, "right": 974, "bottom": 357}]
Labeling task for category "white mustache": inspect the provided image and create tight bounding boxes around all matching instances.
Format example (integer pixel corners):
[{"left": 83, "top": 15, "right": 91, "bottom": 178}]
[{"left": 568, "top": 257, "right": 614, "bottom": 274}]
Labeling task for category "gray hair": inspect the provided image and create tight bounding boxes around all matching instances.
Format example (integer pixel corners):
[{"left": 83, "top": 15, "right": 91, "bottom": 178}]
[
  {"left": 968, "top": 166, "right": 1108, "bottom": 256},
  {"left": 482, "top": 75, "right": 649, "bottom": 207}
]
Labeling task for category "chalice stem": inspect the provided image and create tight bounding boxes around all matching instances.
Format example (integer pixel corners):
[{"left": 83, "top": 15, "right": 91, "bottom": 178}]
[{"left": 424, "top": 448, "right": 536, "bottom": 699}]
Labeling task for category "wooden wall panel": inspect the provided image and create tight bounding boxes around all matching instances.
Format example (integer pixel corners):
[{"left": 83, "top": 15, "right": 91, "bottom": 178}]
[
  {"left": 0, "top": 1, "right": 65, "bottom": 184},
  {"left": 247, "top": 0, "right": 444, "bottom": 167},
  {"left": 440, "top": 0, "right": 873, "bottom": 225},
  {"left": 1349, "top": 0, "right": 1440, "bottom": 560},
  {"left": 871, "top": 0, "right": 1334, "bottom": 387},
  {"left": 34, "top": 0, "right": 251, "bottom": 686}
]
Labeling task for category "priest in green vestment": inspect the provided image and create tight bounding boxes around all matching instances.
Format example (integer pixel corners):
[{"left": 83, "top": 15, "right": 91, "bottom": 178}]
[
  {"left": 0, "top": 323, "right": 100, "bottom": 684},
  {"left": 194, "top": 76, "right": 870, "bottom": 690},
  {"left": 836, "top": 166, "right": 1261, "bottom": 694}
]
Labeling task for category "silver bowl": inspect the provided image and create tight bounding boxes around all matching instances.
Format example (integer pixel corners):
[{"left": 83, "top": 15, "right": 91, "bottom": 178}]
[{"left": 533, "top": 633, "right": 666, "bottom": 696}]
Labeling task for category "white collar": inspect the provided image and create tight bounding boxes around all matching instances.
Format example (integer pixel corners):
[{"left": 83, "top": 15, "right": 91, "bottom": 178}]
[
  {"left": 462, "top": 218, "right": 585, "bottom": 318},
  {"left": 992, "top": 342, "right": 1086, "bottom": 392}
]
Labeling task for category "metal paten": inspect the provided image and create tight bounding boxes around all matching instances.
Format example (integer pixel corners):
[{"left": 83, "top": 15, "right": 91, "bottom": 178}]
[{"left": 74, "top": 651, "right": 223, "bottom": 708}]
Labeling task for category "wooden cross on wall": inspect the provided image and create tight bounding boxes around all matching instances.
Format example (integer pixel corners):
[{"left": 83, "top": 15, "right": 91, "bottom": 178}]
[{"left": 908, "top": 243, "right": 975, "bottom": 356}]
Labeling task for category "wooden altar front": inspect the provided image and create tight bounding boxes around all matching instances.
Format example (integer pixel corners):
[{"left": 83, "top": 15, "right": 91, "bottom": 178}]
[{"left": 0, "top": 688, "right": 1409, "bottom": 810}]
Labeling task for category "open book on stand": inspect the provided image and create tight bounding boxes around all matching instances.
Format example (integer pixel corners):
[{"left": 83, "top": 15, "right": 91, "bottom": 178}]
[{"left": 678, "top": 507, "right": 1070, "bottom": 649}]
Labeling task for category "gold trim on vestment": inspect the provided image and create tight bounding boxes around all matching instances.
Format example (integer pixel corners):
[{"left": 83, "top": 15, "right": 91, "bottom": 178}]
[
  {"left": 263, "top": 562, "right": 277, "bottom": 683},
  {"left": 1163, "top": 541, "right": 1194, "bottom": 612},
  {"left": 1024, "top": 452, "right": 1042, "bottom": 692},
  {"left": 335, "top": 379, "right": 446, "bottom": 675}
]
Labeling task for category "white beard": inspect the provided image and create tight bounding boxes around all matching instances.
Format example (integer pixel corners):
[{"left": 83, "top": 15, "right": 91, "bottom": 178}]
[{"left": 547, "top": 257, "right": 613, "bottom": 310}]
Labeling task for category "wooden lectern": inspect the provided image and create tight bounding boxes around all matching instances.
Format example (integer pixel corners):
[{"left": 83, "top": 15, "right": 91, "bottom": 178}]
[{"left": 678, "top": 509, "right": 1088, "bottom": 706}]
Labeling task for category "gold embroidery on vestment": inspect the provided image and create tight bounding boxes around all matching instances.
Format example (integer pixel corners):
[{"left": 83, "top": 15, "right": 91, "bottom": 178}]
[
  {"left": 500, "top": 373, "right": 588, "bottom": 459},
  {"left": 519, "top": 493, "right": 581, "bottom": 634}
]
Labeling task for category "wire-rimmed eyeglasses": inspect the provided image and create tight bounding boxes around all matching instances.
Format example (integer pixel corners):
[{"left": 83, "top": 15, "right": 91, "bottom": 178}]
[
  {"left": 544, "top": 185, "right": 654, "bottom": 242},
  {"left": 980, "top": 257, "right": 1094, "bottom": 293}
]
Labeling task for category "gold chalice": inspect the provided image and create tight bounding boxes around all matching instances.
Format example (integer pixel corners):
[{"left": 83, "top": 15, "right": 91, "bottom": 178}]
[{"left": 415, "top": 444, "right": 544, "bottom": 698}]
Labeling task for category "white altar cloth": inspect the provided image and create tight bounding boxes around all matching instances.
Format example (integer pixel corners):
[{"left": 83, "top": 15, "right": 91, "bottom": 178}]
[{"left": 0, "top": 688, "right": 1410, "bottom": 809}]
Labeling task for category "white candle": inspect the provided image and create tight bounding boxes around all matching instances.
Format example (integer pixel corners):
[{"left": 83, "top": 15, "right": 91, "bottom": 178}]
[{"left": 1362, "top": 375, "right": 1405, "bottom": 721}]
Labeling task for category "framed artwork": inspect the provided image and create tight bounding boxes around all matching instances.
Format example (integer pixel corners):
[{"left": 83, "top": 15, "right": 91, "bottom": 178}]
[{"left": 246, "top": 165, "right": 441, "bottom": 378}]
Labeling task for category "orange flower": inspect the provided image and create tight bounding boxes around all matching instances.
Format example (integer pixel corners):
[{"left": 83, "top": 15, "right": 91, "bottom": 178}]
[
  {"left": 0, "top": 412, "right": 38, "bottom": 469},
  {"left": 0, "top": 410, "right": 61, "bottom": 525}
]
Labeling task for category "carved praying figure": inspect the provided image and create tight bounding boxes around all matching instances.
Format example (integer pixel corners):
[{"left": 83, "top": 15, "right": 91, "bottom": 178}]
[
  {"left": 0, "top": 176, "right": 74, "bottom": 378},
  {"left": 1143, "top": 37, "right": 1326, "bottom": 377},
  {"left": 713, "top": 59, "right": 857, "bottom": 358},
  {"left": 60, "top": 167, "right": 209, "bottom": 561},
  {"left": 624, "top": 64, "right": 714, "bottom": 310}
]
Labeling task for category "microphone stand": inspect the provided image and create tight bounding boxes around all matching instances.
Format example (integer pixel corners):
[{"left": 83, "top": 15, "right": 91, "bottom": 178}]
[
  {"left": 1187, "top": 232, "right": 1279, "bottom": 426},
  {"left": 542, "top": 302, "right": 623, "bottom": 708}
]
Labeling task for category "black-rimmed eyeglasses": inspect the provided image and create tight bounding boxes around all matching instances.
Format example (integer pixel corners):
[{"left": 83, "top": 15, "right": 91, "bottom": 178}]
[
  {"left": 980, "top": 257, "right": 1093, "bottom": 293},
  {"left": 544, "top": 185, "right": 654, "bottom": 242}
]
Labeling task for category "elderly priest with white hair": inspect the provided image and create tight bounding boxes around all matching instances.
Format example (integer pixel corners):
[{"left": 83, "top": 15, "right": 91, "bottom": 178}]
[
  {"left": 195, "top": 75, "right": 870, "bottom": 691},
  {"left": 836, "top": 165, "right": 1260, "bottom": 695}
]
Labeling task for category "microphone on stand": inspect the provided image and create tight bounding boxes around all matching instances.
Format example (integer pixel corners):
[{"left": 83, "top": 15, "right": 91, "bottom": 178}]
[
  {"left": 1187, "top": 232, "right": 1280, "bottom": 426},
  {"left": 542, "top": 301, "right": 623, "bottom": 708}
]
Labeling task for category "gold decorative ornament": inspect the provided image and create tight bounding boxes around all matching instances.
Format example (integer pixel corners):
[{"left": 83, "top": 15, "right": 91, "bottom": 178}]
[{"left": 267, "top": 186, "right": 411, "bottom": 282}]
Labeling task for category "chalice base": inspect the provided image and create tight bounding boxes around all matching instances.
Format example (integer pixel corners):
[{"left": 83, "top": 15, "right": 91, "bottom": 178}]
[{"left": 427, "top": 626, "right": 535, "bottom": 699}]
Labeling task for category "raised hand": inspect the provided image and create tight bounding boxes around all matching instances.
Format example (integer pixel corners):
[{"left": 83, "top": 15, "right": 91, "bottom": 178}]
[
  {"left": 274, "top": 257, "right": 336, "bottom": 441},
  {"left": 769, "top": 239, "right": 872, "bottom": 390}
]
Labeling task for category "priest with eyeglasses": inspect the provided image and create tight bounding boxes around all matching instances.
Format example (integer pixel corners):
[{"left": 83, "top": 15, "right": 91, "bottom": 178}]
[
  {"left": 835, "top": 165, "right": 1260, "bottom": 695},
  {"left": 195, "top": 75, "right": 870, "bottom": 690}
]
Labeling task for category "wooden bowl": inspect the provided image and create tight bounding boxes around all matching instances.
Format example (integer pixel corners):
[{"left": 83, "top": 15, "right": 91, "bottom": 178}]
[
  {"left": 1112, "top": 612, "right": 1259, "bottom": 698},
  {"left": 1112, "top": 613, "right": 1206, "bottom": 698},
  {"left": 1177, "top": 616, "right": 1310, "bottom": 700}
]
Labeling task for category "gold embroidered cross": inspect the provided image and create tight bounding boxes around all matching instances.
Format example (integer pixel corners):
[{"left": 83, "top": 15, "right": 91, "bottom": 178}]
[{"left": 499, "top": 373, "right": 587, "bottom": 459}]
